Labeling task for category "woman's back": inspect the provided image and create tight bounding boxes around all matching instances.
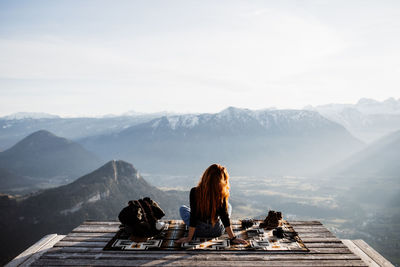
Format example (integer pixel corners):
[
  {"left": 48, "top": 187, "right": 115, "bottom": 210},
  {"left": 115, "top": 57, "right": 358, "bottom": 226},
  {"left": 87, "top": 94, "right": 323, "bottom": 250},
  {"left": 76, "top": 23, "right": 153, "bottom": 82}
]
[
  {"left": 189, "top": 187, "right": 230, "bottom": 227},
  {"left": 177, "top": 164, "right": 248, "bottom": 244}
]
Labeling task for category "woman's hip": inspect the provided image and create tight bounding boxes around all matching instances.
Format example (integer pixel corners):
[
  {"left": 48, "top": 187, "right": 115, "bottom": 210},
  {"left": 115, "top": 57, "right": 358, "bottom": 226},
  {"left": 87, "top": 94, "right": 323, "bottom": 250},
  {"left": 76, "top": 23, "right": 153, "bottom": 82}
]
[{"left": 194, "top": 220, "right": 224, "bottom": 237}]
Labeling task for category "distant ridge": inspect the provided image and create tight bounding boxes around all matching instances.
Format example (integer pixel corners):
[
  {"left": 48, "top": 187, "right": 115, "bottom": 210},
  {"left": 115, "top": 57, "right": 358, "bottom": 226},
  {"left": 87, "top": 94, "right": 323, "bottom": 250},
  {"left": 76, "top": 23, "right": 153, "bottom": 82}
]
[
  {"left": 329, "top": 129, "right": 400, "bottom": 178},
  {"left": 0, "top": 130, "right": 102, "bottom": 181},
  {"left": 0, "top": 113, "right": 161, "bottom": 150},
  {"left": 306, "top": 97, "right": 400, "bottom": 142},
  {"left": 1, "top": 112, "right": 60, "bottom": 120}
]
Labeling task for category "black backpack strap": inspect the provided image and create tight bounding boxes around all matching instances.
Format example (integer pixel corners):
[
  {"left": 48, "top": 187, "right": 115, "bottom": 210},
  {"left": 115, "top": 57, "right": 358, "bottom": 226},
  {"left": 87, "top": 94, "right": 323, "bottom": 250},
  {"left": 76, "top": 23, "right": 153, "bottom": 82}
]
[
  {"left": 135, "top": 200, "right": 148, "bottom": 224},
  {"left": 143, "top": 197, "right": 165, "bottom": 219},
  {"left": 143, "top": 198, "right": 157, "bottom": 223}
]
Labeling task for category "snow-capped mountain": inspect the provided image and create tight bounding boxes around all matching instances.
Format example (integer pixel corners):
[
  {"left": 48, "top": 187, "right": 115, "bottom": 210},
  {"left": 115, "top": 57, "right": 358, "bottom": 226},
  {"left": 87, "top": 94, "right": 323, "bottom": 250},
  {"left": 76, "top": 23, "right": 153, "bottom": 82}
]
[
  {"left": 148, "top": 107, "right": 337, "bottom": 134},
  {"left": 1, "top": 112, "right": 60, "bottom": 120},
  {"left": 305, "top": 98, "right": 400, "bottom": 142},
  {"left": 356, "top": 97, "right": 400, "bottom": 115},
  {"left": 81, "top": 107, "right": 363, "bottom": 176}
]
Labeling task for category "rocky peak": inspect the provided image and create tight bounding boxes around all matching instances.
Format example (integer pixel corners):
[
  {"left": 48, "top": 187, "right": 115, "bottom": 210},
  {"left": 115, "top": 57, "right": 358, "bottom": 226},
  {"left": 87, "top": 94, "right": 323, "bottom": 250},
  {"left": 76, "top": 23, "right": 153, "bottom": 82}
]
[{"left": 73, "top": 160, "right": 140, "bottom": 185}]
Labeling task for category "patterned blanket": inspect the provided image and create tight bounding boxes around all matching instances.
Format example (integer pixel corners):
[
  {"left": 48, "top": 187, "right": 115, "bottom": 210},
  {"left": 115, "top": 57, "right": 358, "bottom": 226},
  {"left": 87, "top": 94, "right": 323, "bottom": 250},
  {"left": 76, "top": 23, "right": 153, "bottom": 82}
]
[{"left": 103, "top": 220, "right": 308, "bottom": 252}]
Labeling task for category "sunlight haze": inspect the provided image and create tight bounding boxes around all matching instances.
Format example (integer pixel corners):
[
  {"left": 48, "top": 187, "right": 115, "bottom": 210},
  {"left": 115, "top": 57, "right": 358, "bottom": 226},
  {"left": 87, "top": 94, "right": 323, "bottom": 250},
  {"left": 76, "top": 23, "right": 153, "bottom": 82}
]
[{"left": 0, "top": 0, "right": 399, "bottom": 116}]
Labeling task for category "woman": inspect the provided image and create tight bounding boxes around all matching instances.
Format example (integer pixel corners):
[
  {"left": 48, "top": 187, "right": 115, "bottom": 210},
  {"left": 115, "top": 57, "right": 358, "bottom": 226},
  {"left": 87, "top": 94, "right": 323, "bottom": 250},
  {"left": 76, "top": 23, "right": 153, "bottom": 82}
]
[{"left": 176, "top": 164, "right": 248, "bottom": 245}]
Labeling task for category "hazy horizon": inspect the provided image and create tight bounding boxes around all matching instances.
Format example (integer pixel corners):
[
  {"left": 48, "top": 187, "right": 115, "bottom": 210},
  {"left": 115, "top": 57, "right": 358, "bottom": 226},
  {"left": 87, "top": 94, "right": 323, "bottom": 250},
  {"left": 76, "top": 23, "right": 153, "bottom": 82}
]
[
  {"left": 1, "top": 96, "right": 399, "bottom": 118},
  {"left": 1, "top": 1, "right": 400, "bottom": 117}
]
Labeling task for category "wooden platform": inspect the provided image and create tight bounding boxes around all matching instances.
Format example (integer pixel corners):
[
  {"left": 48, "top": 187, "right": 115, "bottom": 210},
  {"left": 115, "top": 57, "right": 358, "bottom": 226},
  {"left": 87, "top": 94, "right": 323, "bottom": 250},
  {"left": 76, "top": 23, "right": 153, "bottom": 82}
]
[{"left": 8, "top": 220, "right": 395, "bottom": 266}]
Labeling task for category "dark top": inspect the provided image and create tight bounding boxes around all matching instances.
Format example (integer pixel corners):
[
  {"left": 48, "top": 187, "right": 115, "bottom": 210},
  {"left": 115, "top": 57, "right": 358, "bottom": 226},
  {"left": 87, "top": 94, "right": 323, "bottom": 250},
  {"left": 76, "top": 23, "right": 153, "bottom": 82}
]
[{"left": 189, "top": 187, "right": 231, "bottom": 228}]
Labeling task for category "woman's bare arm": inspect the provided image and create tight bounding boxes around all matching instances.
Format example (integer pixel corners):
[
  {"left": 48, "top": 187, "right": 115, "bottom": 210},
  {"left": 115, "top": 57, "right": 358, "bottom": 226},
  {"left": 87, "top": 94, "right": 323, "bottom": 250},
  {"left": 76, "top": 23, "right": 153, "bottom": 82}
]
[
  {"left": 176, "top": 226, "right": 196, "bottom": 243},
  {"left": 225, "top": 226, "right": 248, "bottom": 245}
]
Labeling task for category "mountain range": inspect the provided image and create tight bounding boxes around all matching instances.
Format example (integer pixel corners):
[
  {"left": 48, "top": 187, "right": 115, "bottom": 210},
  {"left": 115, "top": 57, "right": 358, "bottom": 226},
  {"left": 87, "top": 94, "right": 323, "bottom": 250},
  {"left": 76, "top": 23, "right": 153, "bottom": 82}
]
[
  {"left": 327, "top": 129, "right": 400, "bottom": 179},
  {"left": 0, "top": 130, "right": 102, "bottom": 190},
  {"left": 0, "top": 160, "right": 187, "bottom": 265},
  {"left": 80, "top": 107, "right": 364, "bottom": 175},
  {"left": 306, "top": 97, "right": 400, "bottom": 142},
  {"left": 0, "top": 113, "right": 163, "bottom": 150},
  {"left": 1, "top": 98, "right": 398, "bottom": 150}
]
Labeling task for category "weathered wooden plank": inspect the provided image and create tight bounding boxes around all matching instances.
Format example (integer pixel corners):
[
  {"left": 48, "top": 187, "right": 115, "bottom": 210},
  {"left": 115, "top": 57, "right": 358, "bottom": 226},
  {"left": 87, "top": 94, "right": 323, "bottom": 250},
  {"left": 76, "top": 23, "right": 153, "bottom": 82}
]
[
  {"left": 41, "top": 251, "right": 361, "bottom": 261},
  {"left": 5, "top": 234, "right": 59, "bottom": 267},
  {"left": 83, "top": 221, "right": 119, "bottom": 225},
  {"left": 19, "top": 235, "right": 65, "bottom": 267},
  {"left": 302, "top": 243, "right": 347, "bottom": 248},
  {"left": 297, "top": 232, "right": 335, "bottom": 238},
  {"left": 72, "top": 225, "right": 119, "bottom": 233},
  {"left": 61, "top": 235, "right": 343, "bottom": 245},
  {"left": 53, "top": 239, "right": 348, "bottom": 250},
  {"left": 305, "top": 247, "right": 352, "bottom": 254},
  {"left": 54, "top": 241, "right": 108, "bottom": 247},
  {"left": 352, "top": 239, "right": 395, "bottom": 267},
  {"left": 46, "top": 246, "right": 353, "bottom": 255},
  {"left": 47, "top": 245, "right": 352, "bottom": 255},
  {"left": 342, "top": 240, "right": 380, "bottom": 267},
  {"left": 291, "top": 226, "right": 330, "bottom": 231},
  {"left": 32, "top": 258, "right": 367, "bottom": 266},
  {"left": 61, "top": 236, "right": 112, "bottom": 242},
  {"left": 290, "top": 225, "right": 327, "bottom": 228},
  {"left": 301, "top": 238, "right": 341, "bottom": 243},
  {"left": 66, "top": 232, "right": 116, "bottom": 238},
  {"left": 288, "top": 221, "right": 322, "bottom": 225},
  {"left": 293, "top": 229, "right": 331, "bottom": 233}
]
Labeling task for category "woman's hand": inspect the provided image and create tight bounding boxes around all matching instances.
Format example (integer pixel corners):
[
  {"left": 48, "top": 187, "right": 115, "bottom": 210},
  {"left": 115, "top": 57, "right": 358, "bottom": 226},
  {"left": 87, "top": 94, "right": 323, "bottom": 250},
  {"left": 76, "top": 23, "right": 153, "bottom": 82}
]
[
  {"left": 175, "top": 236, "right": 192, "bottom": 244},
  {"left": 231, "top": 237, "right": 249, "bottom": 245}
]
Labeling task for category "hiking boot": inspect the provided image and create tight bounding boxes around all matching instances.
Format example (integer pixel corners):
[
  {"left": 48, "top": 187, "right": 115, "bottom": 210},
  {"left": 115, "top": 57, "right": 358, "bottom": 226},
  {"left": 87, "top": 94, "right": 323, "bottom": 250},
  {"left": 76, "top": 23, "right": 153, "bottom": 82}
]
[
  {"left": 259, "top": 210, "right": 280, "bottom": 230},
  {"left": 241, "top": 219, "right": 254, "bottom": 229}
]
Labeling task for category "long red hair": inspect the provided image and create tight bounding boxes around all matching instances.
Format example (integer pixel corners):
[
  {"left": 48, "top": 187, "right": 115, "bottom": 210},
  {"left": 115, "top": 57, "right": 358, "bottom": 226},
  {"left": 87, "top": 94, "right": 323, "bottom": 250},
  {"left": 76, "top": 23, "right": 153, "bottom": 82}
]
[{"left": 196, "top": 164, "right": 230, "bottom": 226}]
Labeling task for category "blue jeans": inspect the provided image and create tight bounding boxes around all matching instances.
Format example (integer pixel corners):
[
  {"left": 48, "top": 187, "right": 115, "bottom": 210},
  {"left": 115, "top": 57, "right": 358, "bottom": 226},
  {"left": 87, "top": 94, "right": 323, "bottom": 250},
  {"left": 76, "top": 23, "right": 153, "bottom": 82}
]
[{"left": 179, "top": 203, "right": 232, "bottom": 238}]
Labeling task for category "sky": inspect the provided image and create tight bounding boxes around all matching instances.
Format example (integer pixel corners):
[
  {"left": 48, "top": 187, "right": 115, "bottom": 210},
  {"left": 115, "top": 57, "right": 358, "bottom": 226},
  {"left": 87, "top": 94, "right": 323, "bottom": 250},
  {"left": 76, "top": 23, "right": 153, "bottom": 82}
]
[{"left": 0, "top": 0, "right": 399, "bottom": 117}]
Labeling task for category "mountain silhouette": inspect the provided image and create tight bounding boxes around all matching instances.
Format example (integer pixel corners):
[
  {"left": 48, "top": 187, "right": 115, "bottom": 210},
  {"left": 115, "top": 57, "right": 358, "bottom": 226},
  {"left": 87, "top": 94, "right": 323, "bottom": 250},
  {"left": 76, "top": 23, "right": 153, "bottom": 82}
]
[
  {"left": 331, "top": 129, "right": 400, "bottom": 178},
  {"left": 0, "top": 130, "right": 102, "bottom": 181}
]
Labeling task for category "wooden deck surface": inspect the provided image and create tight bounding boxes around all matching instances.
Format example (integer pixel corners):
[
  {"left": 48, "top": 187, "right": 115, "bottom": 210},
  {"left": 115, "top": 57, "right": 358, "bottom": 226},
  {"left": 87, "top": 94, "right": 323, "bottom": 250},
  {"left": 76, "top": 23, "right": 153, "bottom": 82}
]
[{"left": 21, "top": 220, "right": 376, "bottom": 266}]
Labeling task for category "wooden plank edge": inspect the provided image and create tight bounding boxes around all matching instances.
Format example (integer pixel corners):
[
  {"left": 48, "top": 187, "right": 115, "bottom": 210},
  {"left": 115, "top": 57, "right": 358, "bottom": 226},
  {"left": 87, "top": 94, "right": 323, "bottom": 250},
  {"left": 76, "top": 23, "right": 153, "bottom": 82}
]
[
  {"left": 31, "top": 258, "right": 368, "bottom": 266},
  {"left": 19, "top": 235, "right": 65, "bottom": 267},
  {"left": 5, "top": 234, "right": 61, "bottom": 267},
  {"left": 41, "top": 251, "right": 362, "bottom": 261},
  {"left": 352, "top": 239, "right": 395, "bottom": 267},
  {"left": 342, "top": 239, "right": 381, "bottom": 267},
  {"left": 45, "top": 246, "right": 354, "bottom": 254}
]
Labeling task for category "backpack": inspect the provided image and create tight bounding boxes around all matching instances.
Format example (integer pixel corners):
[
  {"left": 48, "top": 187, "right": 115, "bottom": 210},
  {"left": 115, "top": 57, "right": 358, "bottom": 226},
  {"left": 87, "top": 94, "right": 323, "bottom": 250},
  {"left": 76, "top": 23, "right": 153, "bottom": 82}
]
[{"left": 118, "top": 197, "right": 165, "bottom": 237}]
